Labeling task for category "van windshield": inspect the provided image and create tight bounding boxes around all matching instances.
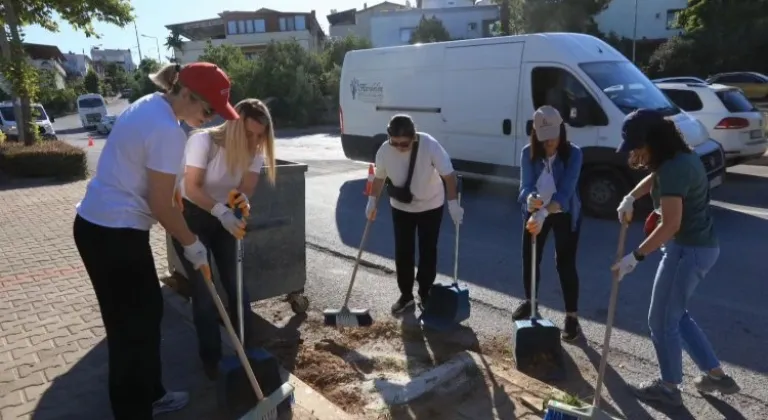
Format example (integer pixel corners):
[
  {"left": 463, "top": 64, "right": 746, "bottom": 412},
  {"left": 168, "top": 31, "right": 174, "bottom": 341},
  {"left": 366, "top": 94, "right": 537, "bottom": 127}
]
[
  {"left": 0, "top": 106, "right": 48, "bottom": 121},
  {"left": 580, "top": 61, "right": 680, "bottom": 116},
  {"left": 78, "top": 97, "right": 104, "bottom": 108}
]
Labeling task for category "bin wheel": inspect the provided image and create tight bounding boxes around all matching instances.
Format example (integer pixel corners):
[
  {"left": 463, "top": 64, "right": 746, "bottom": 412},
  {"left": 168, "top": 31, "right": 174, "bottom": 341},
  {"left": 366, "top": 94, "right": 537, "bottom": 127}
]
[{"left": 288, "top": 294, "right": 309, "bottom": 314}]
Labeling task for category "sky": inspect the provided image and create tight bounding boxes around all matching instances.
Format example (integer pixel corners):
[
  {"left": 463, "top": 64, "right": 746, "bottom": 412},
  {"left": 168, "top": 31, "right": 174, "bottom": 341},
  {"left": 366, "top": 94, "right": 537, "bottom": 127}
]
[{"left": 23, "top": 0, "right": 380, "bottom": 64}]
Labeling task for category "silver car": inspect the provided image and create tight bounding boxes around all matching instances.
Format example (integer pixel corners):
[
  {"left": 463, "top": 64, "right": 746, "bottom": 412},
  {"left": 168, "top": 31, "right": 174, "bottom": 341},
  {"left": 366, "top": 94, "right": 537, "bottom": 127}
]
[{"left": 96, "top": 115, "right": 117, "bottom": 135}]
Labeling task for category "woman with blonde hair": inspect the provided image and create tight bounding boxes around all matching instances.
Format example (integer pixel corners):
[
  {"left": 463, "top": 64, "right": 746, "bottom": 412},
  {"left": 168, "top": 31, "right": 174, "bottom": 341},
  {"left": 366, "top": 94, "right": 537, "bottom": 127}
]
[
  {"left": 171, "top": 98, "right": 276, "bottom": 380},
  {"left": 73, "top": 62, "right": 239, "bottom": 420}
]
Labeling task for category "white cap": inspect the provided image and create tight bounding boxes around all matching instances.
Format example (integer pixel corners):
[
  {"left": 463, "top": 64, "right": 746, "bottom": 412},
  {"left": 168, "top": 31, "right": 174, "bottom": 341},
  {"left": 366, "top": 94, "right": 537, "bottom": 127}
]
[{"left": 533, "top": 105, "right": 563, "bottom": 141}]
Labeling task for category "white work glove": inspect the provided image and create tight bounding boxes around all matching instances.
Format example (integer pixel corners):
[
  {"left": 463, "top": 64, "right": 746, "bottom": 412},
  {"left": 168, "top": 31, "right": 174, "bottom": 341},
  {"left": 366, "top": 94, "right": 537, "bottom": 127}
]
[
  {"left": 365, "top": 196, "right": 377, "bottom": 220},
  {"left": 448, "top": 199, "right": 464, "bottom": 225},
  {"left": 211, "top": 202, "right": 246, "bottom": 240},
  {"left": 526, "top": 193, "right": 544, "bottom": 213},
  {"left": 525, "top": 208, "right": 549, "bottom": 235},
  {"left": 617, "top": 194, "right": 635, "bottom": 223},
  {"left": 612, "top": 252, "right": 639, "bottom": 282},
  {"left": 182, "top": 237, "right": 209, "bottom": 269}
]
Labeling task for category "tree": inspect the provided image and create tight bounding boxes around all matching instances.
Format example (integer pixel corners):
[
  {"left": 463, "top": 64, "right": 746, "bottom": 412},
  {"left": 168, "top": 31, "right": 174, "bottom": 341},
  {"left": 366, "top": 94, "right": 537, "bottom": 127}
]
[
  {"left": 321, "top": 34, "right": 371, "bottom": 69},
  {"left": 84, "top": 69, "right": 101, "bottom": 94},
  {"left": 410, "top": 16, "right": 452, "bottom": 44},
  {"left": 493, "top": 0, "right": 608, "bottom": 35},
  {"left": 164, "top": 28, "right": 183, "bottom": 62},
  {"left": 103, "top": 62, "right": 128, "bottom": 93},
  {"left": 197, "top": 40, "right": 246, "bottom": 73},
  {"left": 0, "top": 0, "right": 133, "bottom": 145}
]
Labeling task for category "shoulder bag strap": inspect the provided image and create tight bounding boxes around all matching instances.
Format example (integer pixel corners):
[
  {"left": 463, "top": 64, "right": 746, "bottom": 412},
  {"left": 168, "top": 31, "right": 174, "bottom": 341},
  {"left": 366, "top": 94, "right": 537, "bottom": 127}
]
[{"left": 404, "top": 135, "right": 420, "bottom": 190}]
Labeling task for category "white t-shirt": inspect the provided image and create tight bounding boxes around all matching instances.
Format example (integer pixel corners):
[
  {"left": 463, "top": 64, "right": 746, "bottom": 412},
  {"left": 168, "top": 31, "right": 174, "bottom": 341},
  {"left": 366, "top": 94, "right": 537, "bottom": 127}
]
[
  {"left": 180, "top": 131, "right": 265, "bottom": 204},
  {"left": 374, "top": 132, "right": 454, "bottom": 213},
  {"left": 536, "top": 155, "right": 558, "bottom": 207},
  {"left": 76, "top": 93, "right": 187, "bottom": 231}
]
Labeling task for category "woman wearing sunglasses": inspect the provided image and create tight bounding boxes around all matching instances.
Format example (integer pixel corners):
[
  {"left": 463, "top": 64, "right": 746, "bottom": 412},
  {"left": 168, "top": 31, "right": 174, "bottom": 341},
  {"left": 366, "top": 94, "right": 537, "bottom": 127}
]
[
  {"left": 73, "top": 62, "right": 239, "bottom": 420},
  {"left": 366, "top": 114, "right": 464, "bottom": 314},
  {"left": 517, "top": 105, "right": 584, "bottom": 342},
  {"left": 171, "top": 98, "right": 277, "bottom": 380}
]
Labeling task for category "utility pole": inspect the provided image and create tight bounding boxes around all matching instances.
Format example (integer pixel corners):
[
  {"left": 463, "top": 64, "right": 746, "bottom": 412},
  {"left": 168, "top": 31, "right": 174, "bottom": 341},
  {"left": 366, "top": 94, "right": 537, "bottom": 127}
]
[
  {"left": 133, "top": 21, "right": 143, "bottom": 61},
  {"left": 632, "top": 0, "right": 638, "bottom": 63},
  {"left": 141, "top": 35, "right": 162, "bottom": 63}
]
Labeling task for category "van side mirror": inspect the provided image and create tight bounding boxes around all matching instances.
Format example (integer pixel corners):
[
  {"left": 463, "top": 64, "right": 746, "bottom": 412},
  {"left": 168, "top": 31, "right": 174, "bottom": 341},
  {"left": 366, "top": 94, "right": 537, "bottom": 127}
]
[{"left": 50, "top": 116, "right": 55, "bottom": 123}]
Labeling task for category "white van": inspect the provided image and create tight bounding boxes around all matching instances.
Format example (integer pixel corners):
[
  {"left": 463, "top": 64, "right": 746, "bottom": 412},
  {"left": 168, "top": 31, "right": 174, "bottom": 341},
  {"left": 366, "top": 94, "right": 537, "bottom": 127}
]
[
  {"left": 77, "top": 93, "right": 108, "bottom": 130},
  {"left": 339, "top": 33, "right": 727, "bottom": 218},
  {"left": 0, "top": 101, "right": 57, "bottom": 140}
]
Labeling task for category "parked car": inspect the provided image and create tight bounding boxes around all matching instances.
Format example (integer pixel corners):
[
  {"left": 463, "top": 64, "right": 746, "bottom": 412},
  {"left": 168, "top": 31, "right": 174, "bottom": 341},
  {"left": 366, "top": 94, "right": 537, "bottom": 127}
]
[
  {"left": 655, "top": 82, "right": 768, "bottom": 166},
  {"left": 705, "top": 72, "right": 768, "bottom": 100},
  {"left": 652, "top": 76, "right": 707, "bottom": 84},
  {"left": 0, "top": 101, "right": 57, "bottom": 140},
  {"left": 96, "top": 115, "right": 117, "bottom": 135}
]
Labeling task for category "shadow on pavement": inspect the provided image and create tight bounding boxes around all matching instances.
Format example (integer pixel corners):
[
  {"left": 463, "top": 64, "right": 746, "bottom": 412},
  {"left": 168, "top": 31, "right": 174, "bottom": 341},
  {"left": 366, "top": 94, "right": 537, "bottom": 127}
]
[
  {"left": 712, "top": 171, "right": 768, "bottom": 208},
  {"left": 333, "top": 176, "right": 768, "bottom": 375},
  {"left": 55, "top": 127, "right": 89, "bottom": 136}
]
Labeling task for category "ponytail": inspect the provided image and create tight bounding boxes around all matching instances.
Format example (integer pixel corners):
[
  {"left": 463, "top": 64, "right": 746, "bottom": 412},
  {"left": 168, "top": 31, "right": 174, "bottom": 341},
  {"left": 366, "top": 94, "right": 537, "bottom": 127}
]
[{"left": 149, "top": 63, "right": 182, "bottom": 93}]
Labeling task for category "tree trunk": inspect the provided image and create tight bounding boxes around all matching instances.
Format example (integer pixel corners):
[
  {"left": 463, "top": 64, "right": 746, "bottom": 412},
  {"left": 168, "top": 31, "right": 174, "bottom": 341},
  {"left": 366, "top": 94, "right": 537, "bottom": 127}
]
[
  {"left": 501, "top": 0, "right": 510, "bottom": 36},
  {"left": 2, "top": 0, "right": 33, "bottom": 145}
]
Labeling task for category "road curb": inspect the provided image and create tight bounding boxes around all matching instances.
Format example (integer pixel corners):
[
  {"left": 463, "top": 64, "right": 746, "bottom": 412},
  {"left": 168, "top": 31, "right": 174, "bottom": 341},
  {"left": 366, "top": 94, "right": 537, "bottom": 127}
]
[
  {"left": 746, "top": 153, "right": 768, "bottom": 166},
  {"left": 160, "top": 286, "right": 359, "bottom": 420}
]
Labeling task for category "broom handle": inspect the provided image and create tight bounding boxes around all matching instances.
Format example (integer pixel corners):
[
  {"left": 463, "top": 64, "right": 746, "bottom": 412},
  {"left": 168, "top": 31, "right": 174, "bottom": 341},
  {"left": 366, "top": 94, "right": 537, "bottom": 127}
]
[
  {"left": 342, "top": 186, "right": 384, "bottom": 308},
  {"left": 452, "top": 175, "right": 462, "bottom": 286},
  {"left": 236, "top": 237, "right": 244, "bottom": 343},
  {"left": 593, "top": 221, "right": 628, "bottom": 408},
  {"left": 202, "top": 266, "right": 266, "bottom": 401}
]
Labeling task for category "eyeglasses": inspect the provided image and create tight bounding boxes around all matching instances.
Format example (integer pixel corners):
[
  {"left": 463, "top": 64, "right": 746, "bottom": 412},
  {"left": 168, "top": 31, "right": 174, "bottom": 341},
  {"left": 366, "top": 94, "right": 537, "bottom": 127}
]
[
  {"left": 190, "top": 92, "right": 214, "bottom": 118},
  {"left": 389, "top": 138, "right": 412, "bottom": 149}
]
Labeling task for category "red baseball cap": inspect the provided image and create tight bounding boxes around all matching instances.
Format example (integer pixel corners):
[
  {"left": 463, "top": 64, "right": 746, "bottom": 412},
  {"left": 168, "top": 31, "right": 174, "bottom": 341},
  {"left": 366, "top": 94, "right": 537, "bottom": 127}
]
[{"left": 178, "top": 62, "right": 239, "bottom": 120}]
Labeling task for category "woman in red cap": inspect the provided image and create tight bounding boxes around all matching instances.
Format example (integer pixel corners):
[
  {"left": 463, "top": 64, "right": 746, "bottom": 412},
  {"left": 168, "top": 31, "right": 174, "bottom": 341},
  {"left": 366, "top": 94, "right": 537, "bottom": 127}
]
[{"left": 73, "top": 62, "right": 240, "bottom": 420}]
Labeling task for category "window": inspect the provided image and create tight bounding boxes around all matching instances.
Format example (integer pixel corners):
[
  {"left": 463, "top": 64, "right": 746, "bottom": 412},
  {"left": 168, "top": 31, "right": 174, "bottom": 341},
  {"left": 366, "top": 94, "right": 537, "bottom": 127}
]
[
  {"left": 246, "top": 20, "right": 255, "bottom": 33},
  {"left": 660, "top": 89, "right": 704, "bottom": 112},
  {"left": 238, "top": 20, "right": 246, "bottom": 34},
  {"left": 666, "top": 9, "right": 683, "bottom": 30},
  {"left": 78, "top": 98, "right": 105, "bottom": 108},
  {"left": 580, "top": 61, "right": 680, "bottom": 116},
  {"left": 716, "top": 90, "right": 757, "bottom": 112},
  {"left": 295, "top": 16, "right": 306, "bottom": 31},
  {"left": 280, "top": 17, "right": 295, "bottom": 31},
  {"left": 400, "top": 28, "right": 415, "bottom": 43},
  {"left": 253, "top": 19, "right": 266, "bottom": 32},
  {"left": 531, "top": 67, "right": 607, "bottom": 126},
  {"left": 227, "top": 21, "right": 237, "bottom": 35},
  {"left": 244, "top": 53, "right": 257, "bottom": 61}
]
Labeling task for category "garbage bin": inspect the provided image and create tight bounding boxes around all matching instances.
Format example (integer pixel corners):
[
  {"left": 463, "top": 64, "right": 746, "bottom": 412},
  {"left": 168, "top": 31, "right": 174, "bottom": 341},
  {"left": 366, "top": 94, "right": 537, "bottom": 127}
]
[{"left": 166, "top": 159, "right": 310, "bottom": 313}]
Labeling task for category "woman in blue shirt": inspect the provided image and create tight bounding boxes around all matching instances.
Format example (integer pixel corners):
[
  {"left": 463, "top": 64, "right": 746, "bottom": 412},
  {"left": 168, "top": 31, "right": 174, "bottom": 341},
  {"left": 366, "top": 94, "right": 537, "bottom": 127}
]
[
  {"left": 515, "top": 106, "right": 584, "bottom": 342},
  {"left": 613, "top": 109, "right": 740, "bottom": 407}
]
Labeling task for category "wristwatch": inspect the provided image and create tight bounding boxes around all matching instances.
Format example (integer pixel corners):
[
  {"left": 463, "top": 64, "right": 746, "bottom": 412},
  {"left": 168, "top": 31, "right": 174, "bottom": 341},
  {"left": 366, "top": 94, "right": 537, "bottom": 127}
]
[{"left": 632, "top": 249, "right": 645, "bottom": 261}]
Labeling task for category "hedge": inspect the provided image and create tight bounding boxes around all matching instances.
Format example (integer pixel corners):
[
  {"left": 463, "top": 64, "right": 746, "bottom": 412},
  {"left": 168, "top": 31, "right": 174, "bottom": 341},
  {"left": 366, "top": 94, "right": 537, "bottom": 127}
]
[{"left": 0, "top": 140, "right": 88, "bottom": 180}]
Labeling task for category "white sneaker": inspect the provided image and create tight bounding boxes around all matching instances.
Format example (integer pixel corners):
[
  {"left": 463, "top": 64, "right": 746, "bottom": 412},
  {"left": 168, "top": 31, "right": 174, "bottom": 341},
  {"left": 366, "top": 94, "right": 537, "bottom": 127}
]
[{"left": 152, "top": 391, "right": 189, "bottom": 416}]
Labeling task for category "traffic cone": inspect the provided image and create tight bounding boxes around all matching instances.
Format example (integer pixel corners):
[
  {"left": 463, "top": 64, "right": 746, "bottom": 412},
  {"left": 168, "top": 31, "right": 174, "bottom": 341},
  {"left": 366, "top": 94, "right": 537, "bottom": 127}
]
[
  {"left": 363, "top": 164, "right": 374, "bottom": 196},
  {"left": 87, "top": 136, "right": 94, "bottom": 147}
]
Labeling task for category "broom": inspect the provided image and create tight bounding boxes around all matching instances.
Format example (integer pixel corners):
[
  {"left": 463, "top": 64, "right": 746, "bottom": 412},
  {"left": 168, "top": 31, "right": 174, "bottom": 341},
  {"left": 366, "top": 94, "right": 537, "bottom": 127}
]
[
  {"left": 322, "top": 187, "right": 383, "bottom": 327},
  {"left": 543, "top": 221, "right": 628, "bottom": 420},
  {"left": 200, "top": 264, "right": 294, "bottom": 420}
]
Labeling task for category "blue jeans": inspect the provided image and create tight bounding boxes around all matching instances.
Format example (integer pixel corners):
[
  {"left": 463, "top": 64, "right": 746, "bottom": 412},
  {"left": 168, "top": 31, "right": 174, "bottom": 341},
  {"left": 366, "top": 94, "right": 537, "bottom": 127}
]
[
  {"left": 172, "top": 199, "right": 251, "bottom": 365},
  {"left": 648, "top": 242, "right": 721, "bottom": 384}
]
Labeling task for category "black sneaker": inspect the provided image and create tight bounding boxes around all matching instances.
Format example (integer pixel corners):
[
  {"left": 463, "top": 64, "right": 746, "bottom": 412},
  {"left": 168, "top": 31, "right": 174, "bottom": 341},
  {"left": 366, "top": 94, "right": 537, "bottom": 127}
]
[
  {"left": 391, "top": 295, "right": 415, "bottom": 314},
  {"left": 418, "top": 290, "right": 430, "bottom": 309},
  {"left": 511, "top": 301, "right": 532, "bottom": 321},
  {"left": 561, "top": 316, "right": 582, "bottom": 342}
]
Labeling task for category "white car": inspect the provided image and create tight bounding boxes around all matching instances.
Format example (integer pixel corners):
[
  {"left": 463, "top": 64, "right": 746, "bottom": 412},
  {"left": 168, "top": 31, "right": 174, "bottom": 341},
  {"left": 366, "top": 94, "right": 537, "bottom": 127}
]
[
  {"left": 96, "top": 115, "right": 117, "bottom": 135},
  {"left": 652, "top": 76, "right": 707, "bottom": 84},
  {"left": 655, "top": 82, "right": 768, "bottom": 166}
]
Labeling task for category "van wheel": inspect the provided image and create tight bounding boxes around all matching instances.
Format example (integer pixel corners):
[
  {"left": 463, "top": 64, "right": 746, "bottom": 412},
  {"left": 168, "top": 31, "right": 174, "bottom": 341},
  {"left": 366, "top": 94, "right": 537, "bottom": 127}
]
[{"left": 580, "top": 167, "right": 630, "bottom": 219}]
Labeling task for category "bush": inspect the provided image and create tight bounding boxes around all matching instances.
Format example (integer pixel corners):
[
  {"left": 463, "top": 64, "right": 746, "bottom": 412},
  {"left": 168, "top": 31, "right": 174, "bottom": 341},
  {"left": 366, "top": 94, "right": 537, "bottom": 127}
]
[
  {"left": 0, "top": 131, "right": 5, "bottom": 144},
  {"left": 0, "top": 140, "right": 88, "bottom": 180}
]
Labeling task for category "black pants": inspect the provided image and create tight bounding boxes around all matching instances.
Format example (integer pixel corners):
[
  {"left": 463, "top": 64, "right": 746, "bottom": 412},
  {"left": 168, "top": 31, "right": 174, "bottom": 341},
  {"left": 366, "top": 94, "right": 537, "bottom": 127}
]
[
  {"left": 171, "top": 199, "right": 251, "bottom": 365},
  {"left": 521, "top": 212, "right": 581, "bottom": 313},
  {"left": 391, "top": 205, "right": 444, "bottom": 299},
  {"left": 73, "top": 215, "right": 165, "bottom": 420}
]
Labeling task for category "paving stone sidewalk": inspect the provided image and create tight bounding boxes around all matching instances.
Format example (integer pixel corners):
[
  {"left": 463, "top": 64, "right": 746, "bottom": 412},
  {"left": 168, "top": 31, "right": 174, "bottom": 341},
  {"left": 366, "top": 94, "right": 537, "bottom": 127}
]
[{"left": 0, "top": 180, "right": 212, "bottom": 420}]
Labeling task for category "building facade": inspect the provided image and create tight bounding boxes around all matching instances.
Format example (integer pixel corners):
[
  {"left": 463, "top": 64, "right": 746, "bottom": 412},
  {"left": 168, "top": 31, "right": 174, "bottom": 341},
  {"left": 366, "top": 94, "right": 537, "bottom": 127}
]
[
  {"left": 62, "top": 53, "right": 93, "bottom": 78},
  {"left": 90, "top": 48, "right": 136, "bottom": 74},
  {"left": 165, "top": 8, "right": 326, "bottom": 64},
  {"left": 370, "top": 3, "right": 500, "bottom": 48},
  {"left": 327, "top": 2, "right": 409, "bottom": 41},
  {"left": 25, "top": 43, "right": 67, "bottom": 89},
  {"left": 595, "top": 0, "right": 688, "bottom": 41}
]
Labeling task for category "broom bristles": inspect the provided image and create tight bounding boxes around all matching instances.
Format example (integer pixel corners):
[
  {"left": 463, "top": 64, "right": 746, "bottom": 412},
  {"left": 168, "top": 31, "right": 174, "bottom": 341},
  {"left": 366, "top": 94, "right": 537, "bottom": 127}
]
[{"left": 322, "top": 307, "right": 373, "bottom": 327}]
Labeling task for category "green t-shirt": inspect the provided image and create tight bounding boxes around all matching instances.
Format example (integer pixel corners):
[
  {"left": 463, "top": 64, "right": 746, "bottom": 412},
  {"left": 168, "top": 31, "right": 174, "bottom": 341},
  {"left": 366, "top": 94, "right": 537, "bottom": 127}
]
[{"left": 650, "top": 152, "right": 717, "bottom": 247}]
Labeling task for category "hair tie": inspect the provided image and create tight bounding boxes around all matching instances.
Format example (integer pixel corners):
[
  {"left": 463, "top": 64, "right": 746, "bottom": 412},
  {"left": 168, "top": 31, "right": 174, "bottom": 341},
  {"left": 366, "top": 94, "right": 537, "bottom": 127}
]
[{"left": 174, "top": 64, "right": 181, "bottom": 72}]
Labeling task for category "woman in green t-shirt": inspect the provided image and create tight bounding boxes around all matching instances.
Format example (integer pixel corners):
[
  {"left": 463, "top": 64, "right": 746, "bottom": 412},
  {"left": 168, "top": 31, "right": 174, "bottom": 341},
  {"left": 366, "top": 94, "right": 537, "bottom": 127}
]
[{"left": 610, "top": 109, "right": 740, "bottom": 407}]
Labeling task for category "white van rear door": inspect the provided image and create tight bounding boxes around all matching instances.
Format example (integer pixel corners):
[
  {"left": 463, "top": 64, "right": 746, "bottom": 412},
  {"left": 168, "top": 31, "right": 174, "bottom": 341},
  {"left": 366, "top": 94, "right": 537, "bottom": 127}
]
[{"left": 440, "top": 41, "right": 524, "bottom": 177}]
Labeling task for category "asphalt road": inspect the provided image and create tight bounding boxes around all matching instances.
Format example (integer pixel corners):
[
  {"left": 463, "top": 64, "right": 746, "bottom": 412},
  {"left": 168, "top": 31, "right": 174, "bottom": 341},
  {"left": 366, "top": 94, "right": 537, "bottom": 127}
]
[{"left": 56, "top": 100, "right": 768, "bottom": 419}]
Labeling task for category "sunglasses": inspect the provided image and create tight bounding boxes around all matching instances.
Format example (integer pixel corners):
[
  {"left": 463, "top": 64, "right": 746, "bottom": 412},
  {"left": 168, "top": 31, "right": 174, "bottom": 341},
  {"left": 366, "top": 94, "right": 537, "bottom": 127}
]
[
  {"left": 389, "top": 137, "right": 412, "bottom": 148},
  {"left": 190, "top": 92, "right": 214, "bottom": 118}
]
